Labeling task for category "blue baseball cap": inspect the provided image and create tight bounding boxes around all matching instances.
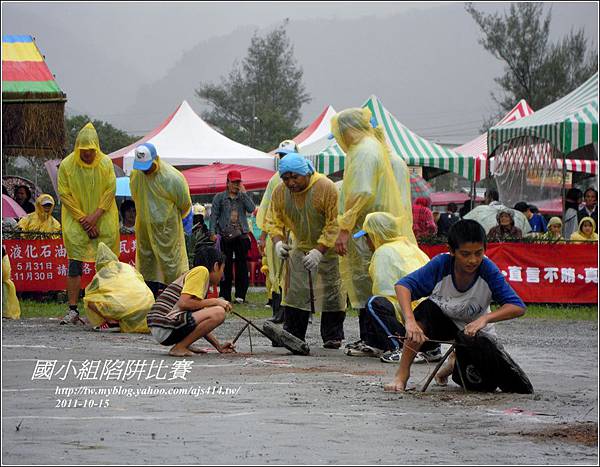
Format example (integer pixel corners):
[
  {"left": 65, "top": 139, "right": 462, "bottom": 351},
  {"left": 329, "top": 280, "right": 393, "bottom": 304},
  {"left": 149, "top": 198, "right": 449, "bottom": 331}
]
[
  {"left": 133, "top": 143, "right": 158, "bottom": 171},
  {"left": 353, "top": 230, "right": 367, "bottom": 239}
]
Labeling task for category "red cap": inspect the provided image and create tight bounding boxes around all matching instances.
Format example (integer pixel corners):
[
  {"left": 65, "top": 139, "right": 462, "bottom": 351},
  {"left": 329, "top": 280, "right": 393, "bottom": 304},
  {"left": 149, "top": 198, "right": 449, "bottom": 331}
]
[{"left": 227, "top": 170, "right": 242, "bottom": 182}]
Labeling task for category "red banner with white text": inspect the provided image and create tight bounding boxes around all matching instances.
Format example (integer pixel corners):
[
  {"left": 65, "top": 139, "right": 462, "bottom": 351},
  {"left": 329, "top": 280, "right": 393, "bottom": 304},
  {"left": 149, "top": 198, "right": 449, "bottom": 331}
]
[
  {"left": 2, "top": 235, "right": 136, "bottom": 292},
  {"left": 419, "top": 243, "right": 598, "bottom": 304}
]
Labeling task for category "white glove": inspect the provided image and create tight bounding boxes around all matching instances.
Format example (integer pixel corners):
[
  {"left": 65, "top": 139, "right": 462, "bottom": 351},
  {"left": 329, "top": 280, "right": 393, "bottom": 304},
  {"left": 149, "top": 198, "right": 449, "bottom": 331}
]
[
  {"left": 302, "top": 249, "right": 323, "bottom": 271},
  {"left": 275, "top": 241, "right": 292, "bottom": 259}
]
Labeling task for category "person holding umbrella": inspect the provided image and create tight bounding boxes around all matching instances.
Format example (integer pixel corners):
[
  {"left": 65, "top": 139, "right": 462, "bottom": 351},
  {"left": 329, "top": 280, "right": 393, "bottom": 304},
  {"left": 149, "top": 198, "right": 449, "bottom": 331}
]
[{"left": 267, "top": 152, "right": 346, "bottom": 348}]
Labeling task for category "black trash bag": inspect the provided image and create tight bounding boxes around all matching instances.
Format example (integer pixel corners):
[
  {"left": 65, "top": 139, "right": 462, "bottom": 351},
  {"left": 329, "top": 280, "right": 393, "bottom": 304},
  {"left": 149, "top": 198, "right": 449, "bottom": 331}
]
[{"left": 452, "top": 331, "right": 533, "bottom": 394}]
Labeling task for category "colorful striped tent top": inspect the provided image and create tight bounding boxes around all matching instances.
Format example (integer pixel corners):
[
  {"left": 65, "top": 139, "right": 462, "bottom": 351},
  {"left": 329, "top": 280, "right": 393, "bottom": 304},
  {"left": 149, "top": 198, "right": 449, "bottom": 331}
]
[
  {"left": 315, "top": 96, "right": 481, "bottom": 181},
  {"left": 2, "top": 35, "right": 63, "bottom": 95},
  {"left": 488, "top": 73, "right": 598, "bottom": 156}
]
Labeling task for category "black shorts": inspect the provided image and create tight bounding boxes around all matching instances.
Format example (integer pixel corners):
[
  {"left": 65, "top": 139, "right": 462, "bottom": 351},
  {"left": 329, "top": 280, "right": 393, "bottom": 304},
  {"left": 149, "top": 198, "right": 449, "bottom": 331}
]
[
  {"left": 413, "top": 299, "right": 460, "bottom": 342},
  {"left": 68, "top": 259, "right": 83, "bottom": 277},
  {"left": 161, "top": 311, "right": 198, "bottom": 346}
]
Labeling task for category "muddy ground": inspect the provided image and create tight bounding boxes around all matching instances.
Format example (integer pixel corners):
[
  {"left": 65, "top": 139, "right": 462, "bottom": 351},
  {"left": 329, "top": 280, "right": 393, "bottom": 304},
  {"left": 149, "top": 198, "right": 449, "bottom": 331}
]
[{"left": 2, "top": 315, "right": 598, "bottom": 465}]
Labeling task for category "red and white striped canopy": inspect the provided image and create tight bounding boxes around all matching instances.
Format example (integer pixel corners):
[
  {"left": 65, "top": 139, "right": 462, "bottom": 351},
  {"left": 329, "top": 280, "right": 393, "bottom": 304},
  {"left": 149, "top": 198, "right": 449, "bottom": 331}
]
[{"left": 454, "top": 100, "right": 534, "bottom": 181}]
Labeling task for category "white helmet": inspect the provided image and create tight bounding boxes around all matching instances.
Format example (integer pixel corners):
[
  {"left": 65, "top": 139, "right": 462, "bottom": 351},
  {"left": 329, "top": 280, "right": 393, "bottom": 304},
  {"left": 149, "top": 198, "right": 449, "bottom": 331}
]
[
  {"left": 275, "top": 139, "right": 298, "bottom": 155},
  {"left": 192, "top": 203, "right": 206, "bottom": 216}
]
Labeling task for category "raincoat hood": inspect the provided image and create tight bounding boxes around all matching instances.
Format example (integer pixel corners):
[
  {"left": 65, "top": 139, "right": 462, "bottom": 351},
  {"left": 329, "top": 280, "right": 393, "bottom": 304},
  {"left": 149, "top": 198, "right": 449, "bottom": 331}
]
[
  {"left": 34, "top": 194, "right": 55, "bottom": 222},
  {"left": 577, "top": 216, "right": 597, "bottom": 238},
  {"left": 547, "top": 217, "right": 563, "bottom": 228},
  {"left": 73, "top": 123, "right": 104, "bottom": 169},
  {"left": 331, "top": 107, "right": 377, "bottom": 154},
  {"left": 95, "top": 242, "right": 119, "bottom": 271},
  {"left": 496, "top": 209, "right": 515, "bottom": 228},
  {"left": 362, "top": 212, "right": 403, "bottom": 249}
]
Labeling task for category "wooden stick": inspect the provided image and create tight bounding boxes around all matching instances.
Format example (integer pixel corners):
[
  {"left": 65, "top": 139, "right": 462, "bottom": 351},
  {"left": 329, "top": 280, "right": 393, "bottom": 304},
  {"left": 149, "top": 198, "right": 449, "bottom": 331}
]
[
  {"left": 453, "top": 355, "right": 469, "bottom": 393},
  {"left": 307, "top": 269, "right": 316, "bottom": 320},
  {"left": 420, "top": 344, "right": 455, "bottom": 392},
  {"left": 232, "top": 323, "right": 250, "bottom": 345},
  {"left": 230, "top": 310, "right": 271, "bottom": 340}
]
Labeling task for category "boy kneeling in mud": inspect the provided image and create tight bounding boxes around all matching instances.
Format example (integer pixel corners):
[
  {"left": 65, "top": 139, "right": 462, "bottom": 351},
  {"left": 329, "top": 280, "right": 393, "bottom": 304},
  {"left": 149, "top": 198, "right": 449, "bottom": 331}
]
[
  {"left": 385, "top": 220, "right": 527, "bottom": 392},
  {"left": 147, "top": 246, "right": 236, "bottom": 357}
]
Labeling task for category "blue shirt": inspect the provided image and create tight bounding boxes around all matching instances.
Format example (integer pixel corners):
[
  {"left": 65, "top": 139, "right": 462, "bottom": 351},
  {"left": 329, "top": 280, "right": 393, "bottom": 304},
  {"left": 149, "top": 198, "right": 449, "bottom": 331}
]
[
  {"left": 529, "top": 213, "right": 547, "bottom": 233},
  {"left": 396, "top": 253, "right": 525, "bottom": 335}
]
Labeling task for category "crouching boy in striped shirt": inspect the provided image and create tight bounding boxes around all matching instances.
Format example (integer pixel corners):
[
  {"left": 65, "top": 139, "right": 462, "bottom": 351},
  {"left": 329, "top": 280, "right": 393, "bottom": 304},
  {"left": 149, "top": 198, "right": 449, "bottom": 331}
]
[{"left": 147, "top": 246, "right": 236, "bottom": 357}]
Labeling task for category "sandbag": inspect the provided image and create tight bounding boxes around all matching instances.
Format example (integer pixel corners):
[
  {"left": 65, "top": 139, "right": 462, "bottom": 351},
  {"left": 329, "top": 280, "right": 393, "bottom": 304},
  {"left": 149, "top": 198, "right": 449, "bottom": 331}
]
[
  {"left": 452, "top": 332, "right": 533, "bottom": 394},
  {"left": 263, "top": 320, "right": 310, "bottom": 356}
]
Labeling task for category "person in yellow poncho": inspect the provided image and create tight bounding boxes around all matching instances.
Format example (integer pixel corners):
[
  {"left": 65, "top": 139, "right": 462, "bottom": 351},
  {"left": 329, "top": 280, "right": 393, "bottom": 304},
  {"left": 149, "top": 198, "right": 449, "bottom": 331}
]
[
  {"left": 2, "top": 247, "right": 21, "bottom": 320},
  {"left": 570, "top": 216, "right": 599, "bottom": 243},
  {"left": 348, "top": 212, "right": 437, "bottom": 364},
  {"left": 256, "top": 139, "right": 298, "bottom": 323},
  {"left": 17, "top": 194, "right": 61, "bottom": 239},
  {"left": 267, "top": 152, "right": 347, "bottom": 348},
  {"left": 541, "top": 217, "right": 564, "bottom": 243},
  {"left": 83, "top": 242, "right": 154, "bottom": 333},
  {"left": 57, "top": 122, "right": 119, "bottom": 325},
  {"left": 130, "top": 143, "right": 192, "bottom": 298},
  {"left": 331, "top": 107, "right": 416, "bottom": 354}
]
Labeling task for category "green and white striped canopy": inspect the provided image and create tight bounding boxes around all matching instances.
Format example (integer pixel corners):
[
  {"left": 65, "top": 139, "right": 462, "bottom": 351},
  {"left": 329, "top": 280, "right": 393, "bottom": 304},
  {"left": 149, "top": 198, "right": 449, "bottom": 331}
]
[
  {"left": 314, "top": 95, "right": 480, "bottom": 181},
  {"left": 488, "top": 73, "right": 598, "bottom": 156}
]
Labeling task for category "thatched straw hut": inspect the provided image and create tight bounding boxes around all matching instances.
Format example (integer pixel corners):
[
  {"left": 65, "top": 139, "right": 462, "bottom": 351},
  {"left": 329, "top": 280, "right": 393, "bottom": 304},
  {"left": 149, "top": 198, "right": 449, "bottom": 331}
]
[{"left": 2, "top": 35, "right": 67, "bottom": 158}]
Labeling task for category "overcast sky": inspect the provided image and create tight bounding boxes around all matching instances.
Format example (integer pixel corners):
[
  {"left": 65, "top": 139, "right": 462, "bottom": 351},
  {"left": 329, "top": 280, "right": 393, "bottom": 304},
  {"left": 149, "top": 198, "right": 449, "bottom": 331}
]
[{"left": 3, "top": 2, "right": 598, "bottom": 145}]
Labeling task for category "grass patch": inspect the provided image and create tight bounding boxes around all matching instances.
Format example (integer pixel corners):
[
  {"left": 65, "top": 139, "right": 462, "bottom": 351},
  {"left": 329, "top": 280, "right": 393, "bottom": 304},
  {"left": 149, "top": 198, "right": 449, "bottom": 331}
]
[
  {"left": 18, "top": 298, "right": 74, "bottom": 319},
  {"left": 518, "top": 304, "right": 597, "bottom": 321},
  {"left": 12, "top": 291, "right": 597, "bottom": 322}
]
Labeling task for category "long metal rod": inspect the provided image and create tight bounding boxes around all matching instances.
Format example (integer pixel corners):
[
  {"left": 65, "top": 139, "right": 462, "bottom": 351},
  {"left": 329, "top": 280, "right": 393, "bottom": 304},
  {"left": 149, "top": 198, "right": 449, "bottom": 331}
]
[
  {"left": 453, "top": 355, "right": 468, "bottom": 393},
  {"left": 232, "top": 323, "right": 250, "bottom": 345},
  {"left": 307, "top": 269, "right": 316, "bottom": 320},
  {"left": 421, "top": 344, "right": 455, "bottom": 392},
  {"left": 230, "top": 310, "right": 272, "bottom": 340}
]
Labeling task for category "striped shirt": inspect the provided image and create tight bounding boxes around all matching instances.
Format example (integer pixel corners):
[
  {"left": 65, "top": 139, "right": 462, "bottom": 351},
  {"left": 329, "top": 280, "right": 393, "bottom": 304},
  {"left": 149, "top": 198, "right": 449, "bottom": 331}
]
[{"left": 147, "top": 266, "right": 210, "bottom": 332}]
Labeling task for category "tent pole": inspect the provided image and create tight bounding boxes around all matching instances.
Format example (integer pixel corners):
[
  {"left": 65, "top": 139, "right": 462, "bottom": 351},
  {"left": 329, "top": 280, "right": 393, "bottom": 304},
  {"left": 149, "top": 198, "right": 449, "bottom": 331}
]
[
  {"left": 561, "top": 150, "right": 567, "bottom": 221},
  {"left": 470, "top": 180, "right": 476, "bottom": 208}
]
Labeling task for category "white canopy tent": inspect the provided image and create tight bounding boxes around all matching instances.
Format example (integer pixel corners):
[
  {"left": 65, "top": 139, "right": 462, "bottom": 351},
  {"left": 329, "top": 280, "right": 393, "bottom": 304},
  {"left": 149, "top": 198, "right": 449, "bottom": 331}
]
[{"left": 109, "top": 100, "right": 275, "bottom": 174}]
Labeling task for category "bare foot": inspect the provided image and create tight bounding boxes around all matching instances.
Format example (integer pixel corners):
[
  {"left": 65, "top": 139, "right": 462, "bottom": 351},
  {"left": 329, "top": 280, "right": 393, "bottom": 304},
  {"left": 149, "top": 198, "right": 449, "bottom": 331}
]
[
  {"left": 187, "top": 345, "right": 208, "bottom": 354},
  {"left": 384, "top": 382, "right": 406, "bottom": 392},
  {"left": 169, "top": 346, "right": 194, "bottom": 357},
  {"left": 434, "top": 352, "right": 455, "bottom": 386},
  {"left": 434, "top": 374, "right": 449, "bottom": 386}
]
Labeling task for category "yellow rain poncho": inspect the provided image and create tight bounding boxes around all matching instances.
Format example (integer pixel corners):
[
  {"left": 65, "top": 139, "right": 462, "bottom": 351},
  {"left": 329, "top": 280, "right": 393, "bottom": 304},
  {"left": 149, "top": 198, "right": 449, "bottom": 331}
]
[
  {"left": 2, "top": 253, "right": 21, "bottom": 319},
  {"left": 268, "top": 172, "right": 346, "bottom": 313},
  {"left": 17, "top": 194, "right": 61, "bottom": 238},
  {"left": 130, "top": 157, "right": 192, "bottom": 284},
  {"left": 256, "top": 172, "right": 285, "bottom": 297},
  {"left": 83, "top": 242, "right": 153, "bottom": 333},
  {"left": 332, "top": 107, "right": 416, "bottom": 308},
  {"left": 570, "top": 216, "right": 599, "bottom": 243},
  {"left": 58, "top": 123, "right": 119, "bottom": 262},
  {"left": 363, "top": 212, "right": 429, "bottom": 321}
]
